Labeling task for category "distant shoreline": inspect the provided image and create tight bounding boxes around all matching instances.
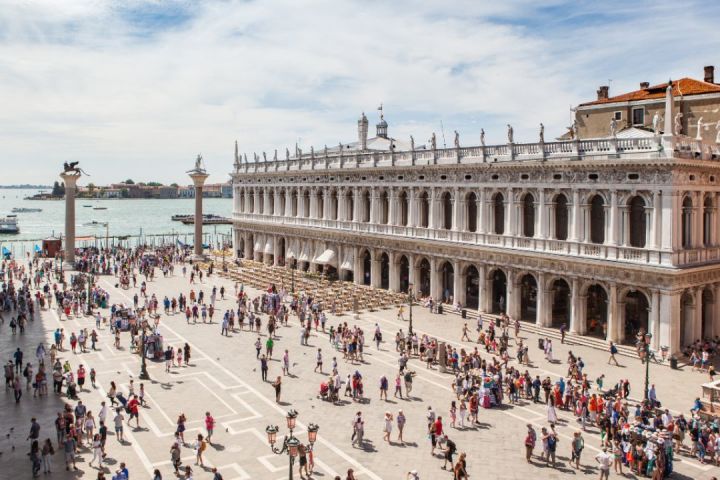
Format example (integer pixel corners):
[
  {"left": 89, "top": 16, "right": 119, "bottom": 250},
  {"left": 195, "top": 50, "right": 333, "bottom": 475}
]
[{"left": 0, "top": 185, "right": 51, "bottom": 189}]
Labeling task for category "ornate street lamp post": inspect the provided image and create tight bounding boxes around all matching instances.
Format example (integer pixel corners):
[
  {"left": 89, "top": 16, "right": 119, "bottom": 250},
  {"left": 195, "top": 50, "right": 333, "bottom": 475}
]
[
  {"left": 408, "top": 282, "right": 414, "bottom": 336},
  {"left": 643, "top": 332, "right": 652, "bottom": 402},
  {"left": 265, "top": 410, "right": 318, "bottom": 480}
]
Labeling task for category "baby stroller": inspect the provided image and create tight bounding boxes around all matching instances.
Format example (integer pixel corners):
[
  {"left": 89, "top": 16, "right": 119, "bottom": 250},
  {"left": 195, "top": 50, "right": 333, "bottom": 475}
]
[
  {"left": 66, "top": 380, "right": 77, "bottom": 399},
  {"left": 319, "top": 382, "right": 339, "bottom": 402}
]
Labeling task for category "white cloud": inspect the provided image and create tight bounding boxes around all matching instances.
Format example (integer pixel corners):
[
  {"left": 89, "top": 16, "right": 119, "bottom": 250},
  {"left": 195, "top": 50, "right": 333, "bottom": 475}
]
[{"left": 0, "top": 0, "right": 716, "bottom": 184}]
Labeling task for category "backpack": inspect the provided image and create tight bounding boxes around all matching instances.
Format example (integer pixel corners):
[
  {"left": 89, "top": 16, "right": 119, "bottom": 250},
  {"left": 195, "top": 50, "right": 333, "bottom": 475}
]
[
  {"left": 610, "top": 345, "right": 618, "bottom": 354},
  {"left": 547, "top": 435, "right": 557, "bottom": 451}
]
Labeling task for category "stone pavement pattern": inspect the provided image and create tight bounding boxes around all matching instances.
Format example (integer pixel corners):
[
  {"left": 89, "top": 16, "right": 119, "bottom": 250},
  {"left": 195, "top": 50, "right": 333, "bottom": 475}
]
[{"left": 1, "top": 267, "right": 718, "bottom": 479}]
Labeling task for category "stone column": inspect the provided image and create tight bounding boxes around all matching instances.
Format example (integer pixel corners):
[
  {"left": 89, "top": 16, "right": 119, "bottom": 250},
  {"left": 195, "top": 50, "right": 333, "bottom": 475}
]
[
  {"left": 607, "top": 283, "right": 619, "bottom": 342},
  {"left": 693, "top": 287, "right": 703, "bottom": 343},
  {"left": 661, "top": 191, "right": 675, "bottom": 250},
  {"left": 506, "top": 270, "right": 516, "bottom": 317},
  {"left": 430, "top": 257, "right": 440, "bottom": 301},
  {"left": 535, "top": 272, "right": 546, "bottom": 326},
  {"left": 536, "top": 189, "right": 546, "bottom": 239},
  {"left": 408, "top": 254, "right": 417, "bottom": 289},
  {"left": 570, "top": 190, "right": 581, "bottom": 242},
  {"left": 505, "top": 187, "right": 515, "bottom": 236},
  {"left": 452, "top": 188, "right": 462, "bottom": 232},
  {"left": 651, "top": 191, "right": 661, "bottom": 249},
  {"left": 189, "top": 171, "right": 210, "bottom": 259},
  {"left": 659, "top": 291, "right": 681, "bottom": 354},
  {"left": 650, "top": 290, "right": 660, "bottom": 350},
  {"left": 408, "top": 189, "right": 417, "bottom": 227},
  {"left": 608, "top": 190, "right": 619, "bottom": 246},
  {"left": 477, "top": 265, "right": 487, "bottom": 313},
  {"left": 453, "top": 260, "right": 464, "bottom": 306},
  {"left": 569, "top": 278, "right": 580, "bottom": 333},
  {"left": 428, "top": 188, "right": 437, "bottom": 230},
  {"left": 477, "top": 189, "right": 486, "bottom": 234},
  {"left": 389, "top": 252, "right": 400, "bottom": 292},
  {"left": 60, "top": 171, "right": 81, "bottom": 267},
  {"left": 353, "top": 190, "right": 362, "bottom": 223}
]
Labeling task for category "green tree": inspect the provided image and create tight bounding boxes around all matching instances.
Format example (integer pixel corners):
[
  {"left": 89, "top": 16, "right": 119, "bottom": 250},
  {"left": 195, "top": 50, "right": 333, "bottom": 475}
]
[
  {"left": 124, "top": 179, "right": 135, "bottom": 184},
  {"left": 120, "top": 188, "right": 129, "bottom": 198},
  {"left": 170, "top": 183, "right": 179, "bottom": 188},
  {"left": 51, "top": 181, "right": 61, "bottom": 196},
  {"left": 146, "top": 182, "right": 162, "bottom": 187}
]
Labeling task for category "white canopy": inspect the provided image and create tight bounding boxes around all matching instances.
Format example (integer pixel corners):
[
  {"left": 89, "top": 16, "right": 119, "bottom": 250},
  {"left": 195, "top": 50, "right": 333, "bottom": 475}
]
[
  {"left": 298, "top": 242, "right": 312, "bottom": 262},
  {"left": 286, "top": 239, "right": 297, "bottom": 260},
  {"left": 340, "top": 249, "right": 354, "bottom": 271},
  {"left": 254, "top": 237, "right": 263, "bottom": 252},
  {"left": 264, "top": 239, "right": 273, "bottom": 254},
  {"left": 314, "top": 248, "right": 337, "bottom": 267}
]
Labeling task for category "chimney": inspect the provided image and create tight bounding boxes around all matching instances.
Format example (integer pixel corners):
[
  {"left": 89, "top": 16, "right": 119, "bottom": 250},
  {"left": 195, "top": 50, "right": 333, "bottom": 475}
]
[
  {"left": 640, "top": 82, "right": 650, "bottom": 89},
  {"left": 596, "top": 85, "right": 609, "bottom": 100},
  {"left": 704, "top": 65, "right": 715, "bottom": 84}
]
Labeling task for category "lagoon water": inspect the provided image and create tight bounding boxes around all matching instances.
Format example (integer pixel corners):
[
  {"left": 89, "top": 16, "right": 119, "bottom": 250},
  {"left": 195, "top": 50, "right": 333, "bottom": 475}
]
[{"left": 0, "top": 188, "right": 232, "bottom": 255}]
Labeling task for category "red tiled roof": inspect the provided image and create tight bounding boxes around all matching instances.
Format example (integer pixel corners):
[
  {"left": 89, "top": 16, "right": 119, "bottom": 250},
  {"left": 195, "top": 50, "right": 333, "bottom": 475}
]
[{"left": 580, "top": 77, "right": 720, "bottom": 107}]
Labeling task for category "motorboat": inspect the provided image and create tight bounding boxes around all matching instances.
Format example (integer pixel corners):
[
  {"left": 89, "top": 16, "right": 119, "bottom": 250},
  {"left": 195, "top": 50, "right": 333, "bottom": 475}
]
[
  {"left": 0, "top": 215, "right": 19, "bottom": 234},
  {"left": 11, "top": 207, "right": 42, "bottom": 213},
  {"left": 93, "top": 207, "right": 108, "bottom": 210}
]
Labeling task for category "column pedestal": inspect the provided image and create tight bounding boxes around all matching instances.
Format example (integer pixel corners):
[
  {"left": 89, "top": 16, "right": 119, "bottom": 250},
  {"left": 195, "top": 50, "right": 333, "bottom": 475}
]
[
  {"left": 60, "top": 172, "right": 82, "bottom": 268},
  {"left": 189, "top": 171, "right": 210, "bottom": 260}
]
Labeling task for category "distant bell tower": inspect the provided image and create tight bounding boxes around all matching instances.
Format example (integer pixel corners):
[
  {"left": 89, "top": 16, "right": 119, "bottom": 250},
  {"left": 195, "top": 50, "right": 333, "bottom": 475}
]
[
  {"left": 376, "top": 103, "right": 388, "bottom": 138},
  {"left": 358, "top": 112, "right": 369, "bottom": 150}
]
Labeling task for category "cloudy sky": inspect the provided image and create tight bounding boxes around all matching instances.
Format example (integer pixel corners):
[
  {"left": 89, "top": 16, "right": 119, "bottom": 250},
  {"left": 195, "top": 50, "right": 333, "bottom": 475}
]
[{"left": 0, "top": 0, "right": 717, "bottom": 185}]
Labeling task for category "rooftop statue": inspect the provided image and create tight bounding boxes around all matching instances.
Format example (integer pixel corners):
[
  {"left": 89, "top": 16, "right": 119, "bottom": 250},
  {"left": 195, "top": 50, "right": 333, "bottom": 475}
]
[
  {"left": 674, "top": 113, "right": 683, "bottom": 136},
  {"left": 273, "top": 149, "right": 278, "bottom": 161},
  {"left": 480, "top": 129, "right": 485, "bottom": 146},
  {"left": 652, "top": 112, "right": 663, "bottom": 135},
  {"left": 263, "top": 152, "right": 267, "bottom": 162},
  {"left": 507, "top": 124, "right": 514, "bottom": 143},
  {"left": 410, "top": 135, "right": 415, "bottom": 151},
  {"left": 539, "top": 123, "right": 545, "bottom": 143},
  {"left": 454, "top": 130, "right": 460, "bottom": 148},
  {"left": 610, "top": 118, "right": 617, "bottom": 138},
  {"left": 430, "top": 132, "right": 437, "bottom": 150},
  {"left": 286, "top": 148, "right": 290, "bottom": 160}
]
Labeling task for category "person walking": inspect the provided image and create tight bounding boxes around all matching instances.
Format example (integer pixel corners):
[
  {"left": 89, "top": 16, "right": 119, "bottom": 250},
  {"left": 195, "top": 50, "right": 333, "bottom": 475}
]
[
  {"left": 571, "top": 431, "right": 585, "bottom": 469},
  {"left": 272, "top": 376, "right": 282, "bottom": 403},
  {"left": 382, "top": 411, "right": 393, "bottom": 443},
  {"left": 397, "top": 409, "right": 406, "bottom": 444},
  {"left": 194, "top": 434, "right": 207, "bottom": 467},
  {"left": 260, "top": 355, "right": 269, "bottom": 382},
  {"left": 41, "top": 438, "right": 54, "bottom": 474},
  {"left": 205, "top": 412, "right": 215, "bottom": 445},
  {"left": 524, "top": 424, "right": 536, "bottom": 462},
  {"left": 608, "top": 342, "right": 620, "bottom": 366},
  {"left": 595, "top": 447, "right": 612, "bottom": 480}
]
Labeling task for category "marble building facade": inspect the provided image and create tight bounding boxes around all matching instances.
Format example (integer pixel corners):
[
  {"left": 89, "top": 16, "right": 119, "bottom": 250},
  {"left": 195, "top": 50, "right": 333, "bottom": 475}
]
[{"left": 231, "top": 112, "right": 720, "bottom": 354}]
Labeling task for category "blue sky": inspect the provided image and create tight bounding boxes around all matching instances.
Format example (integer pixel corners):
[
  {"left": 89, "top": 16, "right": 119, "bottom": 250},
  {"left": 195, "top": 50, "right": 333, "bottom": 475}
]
[{"left": 0, "top": 0, "right": 718, "bottom": 184}]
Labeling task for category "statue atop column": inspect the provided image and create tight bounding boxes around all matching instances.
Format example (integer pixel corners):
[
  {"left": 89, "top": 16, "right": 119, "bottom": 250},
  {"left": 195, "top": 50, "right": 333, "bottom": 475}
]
[
  {"left": 187, "top": 154, "right": 206, "bottom": 174},
  {"left": 62, "top": 161, "right": 88, "bottom": 175},
  {"left": 674, "top": 112, "right": 683, "bottom": 136},
  {"left": 507, "top": 124, "right": 514, "bottom": 143}
]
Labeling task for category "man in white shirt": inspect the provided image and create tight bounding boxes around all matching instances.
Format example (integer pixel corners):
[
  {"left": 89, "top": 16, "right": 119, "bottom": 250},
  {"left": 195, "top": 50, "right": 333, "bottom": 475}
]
[{"left": 595, "top": 447, "right": 612, "bottom": 479}]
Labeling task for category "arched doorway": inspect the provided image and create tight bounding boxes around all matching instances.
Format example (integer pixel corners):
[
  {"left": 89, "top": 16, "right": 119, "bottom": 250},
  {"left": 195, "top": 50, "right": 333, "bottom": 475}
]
[
  {"left": 258, "top": 189, "right": 265, "bottom": 215},
  {"left": 418, "top": 258, "right": 431, "bottom": 297},
  {"left": 330, "top": 190, "right": 338, "bottom": 220},
  {"left": 279, "top": 191, "right": 286, "bottom": 216},
  {"left": 589, "top": 195, "right": 605, "bottom": 244},
  {"left": 237, "top": 237, "right": 245, "bottom": 258},
  {"left": 441, "top": 192, "right": 452, "bottom": 230},
  {"left": 703, "top": 196, "right": 713, "bottom": 246},
  {"left": 490, "top": 269, "right": 507, "bottom": 314},
  {"left": 522, "top": 194, "right": 535, "bottom": 238},
  {"left": 680, "top": 291, "right": 694, "bottom": 347},
  {"left": 302, "top": 190, "right": 310, "bottom": 218},
  {"left": 419, "top": 192, "right": 430, "bottom": 228},
  {"left": 586, "top": 284, "right": 608, "bottom": 339},
  {"left": 493, "top": 193, "right": 505, "bottom": 234},
  {"left": 380, "top": 253, "right": 390, "bottom": 290},
  {"left": 399, "top": 255, "right": 410, "bottom": 293},
  {"left": 466, "top": 193, "right": 477, "bottom": 232},
  {"left": 277, "top": 238, "right": 286, "bottom": 265},
  {"left": 628, "top": 196, "right": 647, "bottom": 248},
  {"left": 623, "top": 290, "right": 649, "bottom": 344},
  {"left": 554, "top": 194, "right": 568, "bottom": 240},
  {"left": 345, "top": 190, "right": 354, "bottom": 221},
  {"left": 379, "top": 191, "right": 389, "bottom": 224},
  {"left": 316, "top": 191, "right": 324, "bottom": 219},
  {"left": 465, "top": 265, "right": 480, "bottom": 310},
  {"left": 291, "top": 190, "right": 298, "bottom": 217},
  {"left": 248, "top": 190, "right": 255, "bottom": 213},
  {"left": 702, "top": 288, "right": 713, "bottom": 339},
  {"left": 550, "top": 279, "right": 571, "bottom": 328},
  {"left": 520, "top": 274, "right": 537, "bottom": 321},
  {"left": 439, "top": 261, "right": 454, "bottom": 303},
  {"left": 399, "top": 191, "right": 409, "bottom": 226},
  {"left": 361, "top": 250, "right": 371, "bottom": 286}
]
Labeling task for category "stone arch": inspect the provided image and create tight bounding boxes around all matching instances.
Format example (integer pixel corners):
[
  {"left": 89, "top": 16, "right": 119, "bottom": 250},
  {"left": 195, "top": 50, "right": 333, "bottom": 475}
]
[
  {"left": 302, "top": 189, "right": 311, "bottom": 218},
  {"left": 441, "top": 191, "right": 453, "bottom": 230},
  {"left": 548, "top": 278, "right": 571, "bottom": 328},
  {"left": 329, "top": 189, "right": 338, "bottom": 220},
  {"left": 489, "top": 268, "right": 507, "bottom": 314},
  {"left": 416, "top": 257, "right": 431, "bottom": 297},
  {"left": 315, "top": 189, "right": 324, "bottom": 219},
  {"left": 702, "top": 287, "right": 714, "bottom": 339},
  {"left": 398, "top": 190, "right": 409, "bottom": 226},
  {"left": 277, "top": 237, "right": 286, "bottom": 264},
  {"left": 627, "top": 195, "right": 647, "bottom": 248},
  {"left": 344, "top": 189, "right": 354, "bottom": 221},
  {"left": 492, "top": 192, "right": 505, "bottom": 235},
  {"left": 518, "top": 273, "right": 538, "bottom": 321},
  {"left": 258, "top": 188, "right": 265, "bottom": 215},
  {"left": 680, "top": 290, "right": 694, "bottom": 347},
  {"left": 621, "top": 289, "right": 650, "bottom": 345},
  {"left": 585, "top": 283, "right": 608, "bottom": 339},
  {"left": 279, "top": 189, "right": 286, "bottom": 216},
  {"left": 438, "top": 260, "right": 454, "bottom": 302},
  {"left": 360, "top": 249, "right": 371, "bottom": 286},
  {"left": 398, "top": 255, "right": 410, "bottom": 293},
  {"left": 703, "top": 195, "right": 713, "bottom": 246},
  {"left": 521, "top": 193, "right": 535, "bottom": 238},
  {"left": 589, "top": 194, "right": 605, "bottom": 244},
  {"left": 419, "top": 190, "right": 430, "bottom": 228},
  {"left": 379, "top": 190, "right": 389, "bottom": 224},
  {"left": 248, "top": 188, "right": 256, "bottom": 213},
  {"left": 682, "top": 195, "right": 693, "bottom": 248},
  {"left": 290, "top": 189, "right": 298, "bottom": 217},
  {"left": 361, "top": 189, "right": 371, "bottom": 223},
  {"left": 466, "top": 192, "right": 478, "bottom": 232},
  {"left": 464, "top": 264, "right": 480, "bottom": 310},
  {"left": 554, "top": 193, "right": 569, "bottom": 240}
]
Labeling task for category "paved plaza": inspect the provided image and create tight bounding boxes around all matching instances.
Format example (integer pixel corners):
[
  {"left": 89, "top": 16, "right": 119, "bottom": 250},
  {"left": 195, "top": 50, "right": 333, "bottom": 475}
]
[{"left": 1, "top": 266, "right": 718, "bottom": 479}]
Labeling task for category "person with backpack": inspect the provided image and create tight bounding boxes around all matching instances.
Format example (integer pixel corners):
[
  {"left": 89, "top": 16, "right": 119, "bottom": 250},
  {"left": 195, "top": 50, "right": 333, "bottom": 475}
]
[
  {"left": 194, "top": 433, "right": 207, "bottom": 466},
  {"left": 608, "top": 342, "right": 620, "bottom": 366}
]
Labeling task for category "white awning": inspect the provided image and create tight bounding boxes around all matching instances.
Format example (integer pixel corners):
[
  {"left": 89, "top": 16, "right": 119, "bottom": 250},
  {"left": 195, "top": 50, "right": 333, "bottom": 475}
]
[
  {"left": 264, "top": 239, "right": 273, "bottom": 254},
  {"left": 286, "top": 240, "right": 297, "bottom": 260},
  {"left": 254, "top": 238, "right": 263, "bottom": 252},
  {"left": 298, "top": 242, "right": 312, "bottom": 262},
  {"left": 314, "top": 249, "right": 337, "bottom": 267},
  {"left": 311, "top": 243, "right": 325, "bottom": 264},
  {"left": 340, "top": 249, "right": 354, "bottom": 271}
]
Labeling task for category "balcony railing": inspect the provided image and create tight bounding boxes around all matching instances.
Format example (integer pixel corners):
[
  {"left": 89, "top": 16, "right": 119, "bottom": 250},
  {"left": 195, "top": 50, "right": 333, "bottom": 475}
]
[
  {"left": 232, "top": 212, "right": 714, "bottom": 267},
  {"left": 233, "top": 135, "right": 720, "bottom": 176}
]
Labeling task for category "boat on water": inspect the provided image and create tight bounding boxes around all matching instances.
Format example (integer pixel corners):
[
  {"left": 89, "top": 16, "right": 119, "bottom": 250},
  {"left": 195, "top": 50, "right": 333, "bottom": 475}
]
[
  {"left": 11, "top": 207, "right": 42, "bottom": 213},
  {"left": 180, "top": 214, "right": 232, "bottom": 225},
  {"left": 93, "top": 207, "right": 108, "bottom": 210},
  {"left": 0, "top": 215, "right": 19, "bottom": 234},
  {"left": 83, "top": 205, "right": 92, "bottom": 208}
]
